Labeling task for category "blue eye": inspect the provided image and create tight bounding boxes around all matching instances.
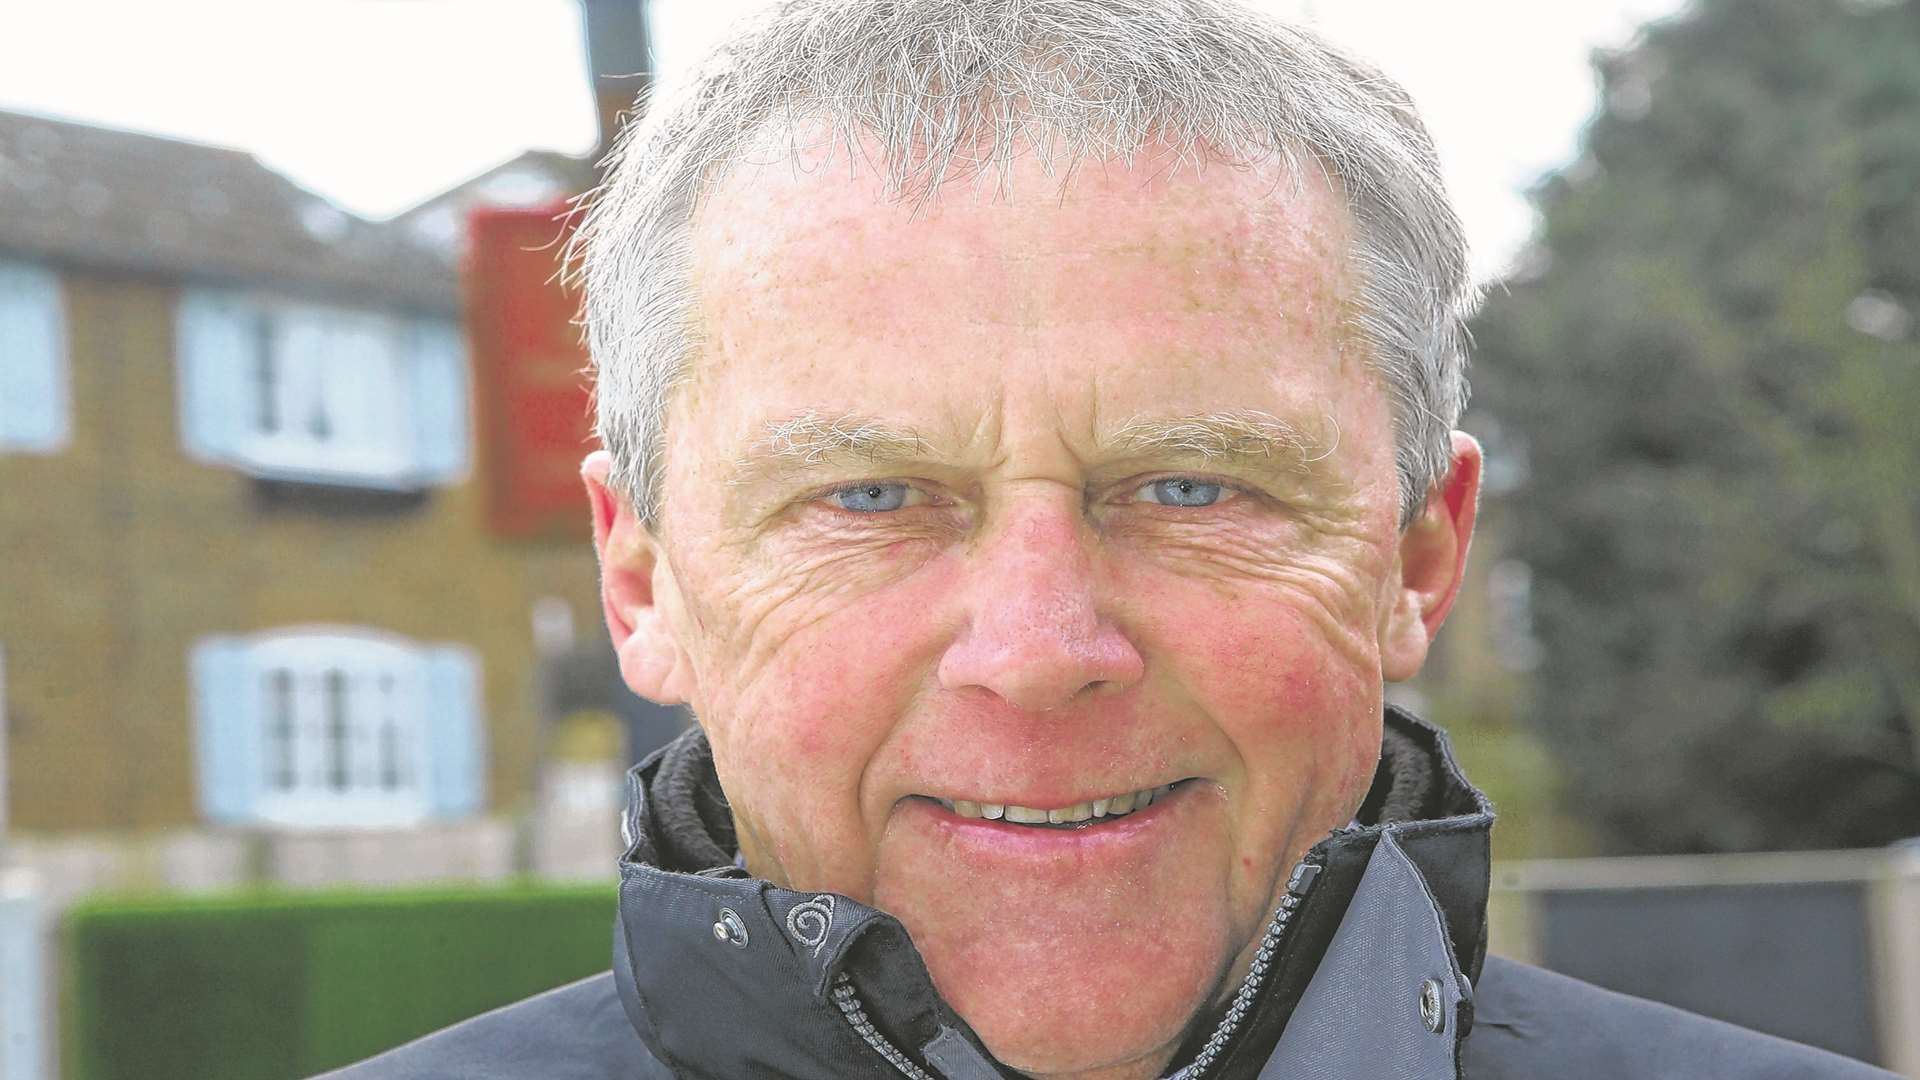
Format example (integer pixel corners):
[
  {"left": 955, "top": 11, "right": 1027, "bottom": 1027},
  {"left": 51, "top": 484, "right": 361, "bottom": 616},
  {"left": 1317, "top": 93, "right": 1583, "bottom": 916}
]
[
  {"left": 1142, "top": 478, "right": 1225, "bottom": 507},
  {"left": 833, "top": 483, "right": 911, "bottom": 512}
]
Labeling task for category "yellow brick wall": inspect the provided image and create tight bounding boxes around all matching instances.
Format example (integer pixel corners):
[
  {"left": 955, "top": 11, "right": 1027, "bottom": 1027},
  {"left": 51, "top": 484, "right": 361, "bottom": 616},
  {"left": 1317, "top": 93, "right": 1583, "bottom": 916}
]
[{"left": 0, "top": 266, "right": 606, "bottom": 832}]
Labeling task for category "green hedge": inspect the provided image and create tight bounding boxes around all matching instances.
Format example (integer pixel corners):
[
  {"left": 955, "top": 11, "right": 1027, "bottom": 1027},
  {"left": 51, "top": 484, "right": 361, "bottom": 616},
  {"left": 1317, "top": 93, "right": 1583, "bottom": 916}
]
[{"left": 66, "top": 881, "right": 618, "bottom": 1080}]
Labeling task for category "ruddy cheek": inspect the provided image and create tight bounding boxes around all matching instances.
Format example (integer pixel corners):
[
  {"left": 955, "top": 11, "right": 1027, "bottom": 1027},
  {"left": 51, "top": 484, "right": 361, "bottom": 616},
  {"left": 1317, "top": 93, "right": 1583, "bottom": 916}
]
[
  {"left": 761, "top": 557, "right": 958, "bottom": 764},
  {"left": 1176, "top": 588, "right": 1371, "bottom": 731},
  {"left": 1128, "top": 571, "right": 1380, "bottom": 831}
]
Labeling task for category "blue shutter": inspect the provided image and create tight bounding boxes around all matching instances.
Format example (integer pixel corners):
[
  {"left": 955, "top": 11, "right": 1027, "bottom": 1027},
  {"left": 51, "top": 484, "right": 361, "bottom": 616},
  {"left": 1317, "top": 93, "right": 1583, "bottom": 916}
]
[
  {"left": 421, "top": 645, "right": 485, "bottom": 818},
  {"left": 191, "top": 637, "right": 261, "bottom": 825},
  {"left": 0, "top": 261, "right": 69, "bottom": 453},
  {"left": 407, "top": 319, "right": 470, "bottom": 486},
  {"left": 175, "top": 290, "right": 257, "bottom": 462}
]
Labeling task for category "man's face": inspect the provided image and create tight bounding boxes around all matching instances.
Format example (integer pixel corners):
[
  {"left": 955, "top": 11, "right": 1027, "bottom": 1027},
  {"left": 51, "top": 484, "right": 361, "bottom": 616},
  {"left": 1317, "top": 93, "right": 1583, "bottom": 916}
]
[{"left": 588, "top": 140, "right": 1475, "bottom": 1080}]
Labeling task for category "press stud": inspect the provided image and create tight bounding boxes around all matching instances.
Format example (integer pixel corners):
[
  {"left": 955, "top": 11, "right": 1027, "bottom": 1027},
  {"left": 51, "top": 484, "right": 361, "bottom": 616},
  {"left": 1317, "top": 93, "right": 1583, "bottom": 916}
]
[
  {"left": 1419, "top": 977, "right": 1446, "bottom": 1034},
  {"left": 713, "top": 907, "right": 749, "bottom": 949}
]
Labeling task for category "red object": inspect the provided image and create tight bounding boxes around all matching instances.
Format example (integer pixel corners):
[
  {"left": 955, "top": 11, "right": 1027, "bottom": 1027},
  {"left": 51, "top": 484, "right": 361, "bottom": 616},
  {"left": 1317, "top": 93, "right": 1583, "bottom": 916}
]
[{"left": 465, "top": 203, "right": 595, "bottom": 540}]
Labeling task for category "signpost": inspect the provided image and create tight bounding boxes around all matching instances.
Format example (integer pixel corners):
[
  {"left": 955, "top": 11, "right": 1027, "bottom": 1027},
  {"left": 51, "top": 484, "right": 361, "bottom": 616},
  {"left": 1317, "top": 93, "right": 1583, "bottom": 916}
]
[{"left": 464, "top": 204, "right": 597, "bottom": 541}]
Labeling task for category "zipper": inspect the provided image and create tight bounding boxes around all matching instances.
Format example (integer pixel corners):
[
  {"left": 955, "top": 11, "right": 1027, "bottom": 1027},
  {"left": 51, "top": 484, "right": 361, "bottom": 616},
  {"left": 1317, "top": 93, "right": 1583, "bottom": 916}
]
[
  {"left": 830, "top": 856, "right": 1323, "bottom": 1080},
  {"left": 1167, "top": 857, "right": 1324, "bottom": 1080},
  {"left": 832, "top": 971, "right": 939, "bottom": 1080}
]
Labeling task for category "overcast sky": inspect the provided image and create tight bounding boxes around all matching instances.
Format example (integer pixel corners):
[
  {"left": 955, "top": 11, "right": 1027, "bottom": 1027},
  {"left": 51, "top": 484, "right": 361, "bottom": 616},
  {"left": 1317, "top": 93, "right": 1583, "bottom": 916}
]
[{"left": 0, "top": 0, "right": 1691, "bottom": 281}]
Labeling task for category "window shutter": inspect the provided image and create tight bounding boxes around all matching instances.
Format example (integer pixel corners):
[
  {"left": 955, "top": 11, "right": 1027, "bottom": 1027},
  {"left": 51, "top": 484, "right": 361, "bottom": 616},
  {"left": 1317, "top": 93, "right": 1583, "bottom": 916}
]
[
  {"left": 0, "top": 261, "right": 69, "bottom": 453},
  {"left": 191, "top": 637, "right": 261, "bottom": 825},
  {"left": 175, "top": 291, "right": 257, "bottom": 462},
  {"left": 407, "top": 319, "right": 470, "bottom": 486},
  {"left": 421, "top": 645, "right": 485, "bottom": 818}
]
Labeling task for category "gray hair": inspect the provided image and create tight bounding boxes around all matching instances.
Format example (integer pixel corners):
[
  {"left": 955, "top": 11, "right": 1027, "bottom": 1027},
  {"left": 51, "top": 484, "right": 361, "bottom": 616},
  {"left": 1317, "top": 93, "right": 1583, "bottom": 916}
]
[{"left": 573, "top": 0, "right": 1477, "bottom": 527}]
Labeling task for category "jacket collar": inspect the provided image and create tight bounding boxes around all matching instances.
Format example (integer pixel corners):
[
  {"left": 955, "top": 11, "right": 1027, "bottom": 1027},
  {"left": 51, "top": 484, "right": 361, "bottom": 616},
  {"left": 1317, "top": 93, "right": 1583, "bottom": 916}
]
[{"left": 611, "top": 707, "right": 1493, "bottom": 1080}]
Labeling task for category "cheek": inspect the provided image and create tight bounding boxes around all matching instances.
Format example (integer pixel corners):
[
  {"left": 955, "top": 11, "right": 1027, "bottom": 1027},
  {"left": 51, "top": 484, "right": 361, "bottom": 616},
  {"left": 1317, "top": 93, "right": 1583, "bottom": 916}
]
[
  {"left": 1125, "top": 557, "right": 1380, "bottom": 704},
  {"left": 692, "top": 546, "right": 959, "bottom": 824},
  {"left": 1120, "top": 564, "right": 1384, "bottom": 799},
  {"left": 761, "top": 569, "right": 949, "bottom": 757}
]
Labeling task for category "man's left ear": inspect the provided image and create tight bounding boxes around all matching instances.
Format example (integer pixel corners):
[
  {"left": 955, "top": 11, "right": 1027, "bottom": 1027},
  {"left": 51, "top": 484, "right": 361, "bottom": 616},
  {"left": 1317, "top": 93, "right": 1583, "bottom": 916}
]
[{"left": 1379, "top": 431, "right": 1482, "bottom": 682}]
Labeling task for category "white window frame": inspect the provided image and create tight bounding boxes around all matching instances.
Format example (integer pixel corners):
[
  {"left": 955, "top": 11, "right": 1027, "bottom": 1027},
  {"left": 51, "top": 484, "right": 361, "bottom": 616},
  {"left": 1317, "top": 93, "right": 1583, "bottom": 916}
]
[
  {"left": 246, "top": 630, "right": 433, "bottom": 829},
  {"left": 240, "top": 302, "right": 414, "bottom": 483},
  {"left": 176, "top": 290, "right": 468, "bottom": 491}
]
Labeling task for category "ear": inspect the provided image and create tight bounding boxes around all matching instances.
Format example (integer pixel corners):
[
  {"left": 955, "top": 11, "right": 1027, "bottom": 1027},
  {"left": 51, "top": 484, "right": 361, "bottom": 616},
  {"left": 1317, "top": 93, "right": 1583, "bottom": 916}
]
[
  {"left": 1379, "top": 431, "right": 1483, "bottom": 682},
  {"left": 582, "top": 450, "right": 694, "bottom": 706}
]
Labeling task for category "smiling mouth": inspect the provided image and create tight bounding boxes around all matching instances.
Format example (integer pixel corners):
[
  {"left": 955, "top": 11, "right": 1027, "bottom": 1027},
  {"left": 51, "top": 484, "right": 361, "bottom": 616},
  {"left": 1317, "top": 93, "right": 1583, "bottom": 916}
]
[{"left": 925, "top": 779, "right": 1196, "bottom": 829}]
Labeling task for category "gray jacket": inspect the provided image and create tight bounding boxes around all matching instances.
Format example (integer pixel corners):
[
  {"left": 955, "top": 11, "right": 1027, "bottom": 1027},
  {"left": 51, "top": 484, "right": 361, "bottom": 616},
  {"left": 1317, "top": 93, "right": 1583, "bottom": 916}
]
[{"left": 325, "top": 711, "right": 1894, "bottom": 1079}]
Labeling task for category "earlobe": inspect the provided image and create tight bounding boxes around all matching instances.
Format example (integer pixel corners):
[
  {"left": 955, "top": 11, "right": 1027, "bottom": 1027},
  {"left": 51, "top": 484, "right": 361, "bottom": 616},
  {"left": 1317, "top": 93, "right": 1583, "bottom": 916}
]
[
  {"left": 1380, "top": 432, "right": 1483, "bottom": 682},
  {"left": 582, "top": 451, "right": 694, "bottom": 706}
]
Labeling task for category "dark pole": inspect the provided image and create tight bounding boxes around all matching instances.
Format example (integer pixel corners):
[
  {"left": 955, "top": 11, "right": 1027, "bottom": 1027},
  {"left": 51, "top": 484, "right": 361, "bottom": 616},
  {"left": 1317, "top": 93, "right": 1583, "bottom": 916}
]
[{"left": 580, "top": 0, "right": 654, "bottom": 173}]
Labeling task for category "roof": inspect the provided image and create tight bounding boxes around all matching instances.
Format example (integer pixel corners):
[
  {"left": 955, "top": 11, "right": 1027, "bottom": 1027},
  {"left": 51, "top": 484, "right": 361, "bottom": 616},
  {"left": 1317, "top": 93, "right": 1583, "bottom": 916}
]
[
  {"left": 388, "top": 149, "right": 595, "bottom": 264},
  {"left": 0, "top": 109, "right": 458, "bottom": 312}
]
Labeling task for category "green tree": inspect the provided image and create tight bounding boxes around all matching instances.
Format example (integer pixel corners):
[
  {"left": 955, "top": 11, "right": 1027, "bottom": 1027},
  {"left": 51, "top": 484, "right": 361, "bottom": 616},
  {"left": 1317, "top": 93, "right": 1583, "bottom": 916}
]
[{"left": 1470, "top": 0, "right": 1920, "bottom": 853}]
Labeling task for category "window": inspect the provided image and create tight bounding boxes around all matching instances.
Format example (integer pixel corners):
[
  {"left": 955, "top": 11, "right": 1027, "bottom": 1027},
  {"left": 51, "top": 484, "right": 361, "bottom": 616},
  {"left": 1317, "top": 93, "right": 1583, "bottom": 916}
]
[
  {"left": 191, "top": 630, "right": 484, "bottom": 828},
  {"left": 0, "top": 260, "right": 69, "bottom": 454},
  {"left": 176, "top": 291, "right": 468, "bottom": 489}
]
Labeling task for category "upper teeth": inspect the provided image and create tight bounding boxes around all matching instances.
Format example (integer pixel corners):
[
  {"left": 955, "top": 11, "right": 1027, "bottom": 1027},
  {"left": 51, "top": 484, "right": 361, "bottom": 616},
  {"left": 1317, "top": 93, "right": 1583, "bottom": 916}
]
[{"left": 937, "top": 783, "right": 1177, "bottom": 824}]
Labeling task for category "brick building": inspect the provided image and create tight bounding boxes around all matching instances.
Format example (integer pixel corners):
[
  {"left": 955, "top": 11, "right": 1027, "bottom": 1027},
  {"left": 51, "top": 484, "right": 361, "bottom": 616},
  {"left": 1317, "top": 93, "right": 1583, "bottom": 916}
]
[{"left": 0, "top": 109, "right": 611, "bottom": 840}]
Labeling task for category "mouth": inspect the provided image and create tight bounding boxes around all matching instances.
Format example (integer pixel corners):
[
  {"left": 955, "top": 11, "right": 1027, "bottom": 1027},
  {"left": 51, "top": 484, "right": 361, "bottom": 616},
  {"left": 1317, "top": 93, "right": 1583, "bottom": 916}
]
[{"left": 920, "top": 779, "right": 1199, "bottom": 830}]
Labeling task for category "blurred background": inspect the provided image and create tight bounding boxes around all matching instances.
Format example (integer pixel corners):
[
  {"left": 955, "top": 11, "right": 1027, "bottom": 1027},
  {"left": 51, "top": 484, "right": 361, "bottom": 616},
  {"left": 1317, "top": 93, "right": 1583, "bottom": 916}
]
[{"left": 0, "top": 0, "right": 1915, "bottom": 1077}]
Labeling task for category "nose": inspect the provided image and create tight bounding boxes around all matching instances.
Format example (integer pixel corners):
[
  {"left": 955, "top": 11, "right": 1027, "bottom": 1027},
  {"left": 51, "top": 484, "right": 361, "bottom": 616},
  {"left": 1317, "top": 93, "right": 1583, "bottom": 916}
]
[{"left": 936, "top": 502, "right": 1146, "bottom": 712}]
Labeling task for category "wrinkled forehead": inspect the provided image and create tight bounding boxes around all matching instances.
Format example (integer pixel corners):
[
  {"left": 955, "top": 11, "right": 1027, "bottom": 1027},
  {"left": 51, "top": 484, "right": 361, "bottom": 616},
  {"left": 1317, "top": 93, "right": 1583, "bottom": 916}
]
[
  {"left": 657, "top": 124, "right": 1394, "bottom": 525},
  {"left": 686, "top": 122, "right": 1361, "bottom": 348},
  {"left": 698, "top": 117, "right": 1349, "bottom": 239}
]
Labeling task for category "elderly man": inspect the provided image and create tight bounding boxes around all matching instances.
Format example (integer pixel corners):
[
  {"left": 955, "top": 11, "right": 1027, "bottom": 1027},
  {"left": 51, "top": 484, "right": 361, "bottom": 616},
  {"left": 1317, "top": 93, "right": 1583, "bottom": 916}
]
[{"left": 327, "top": 2, "right": 1893, "bottom": 1078}]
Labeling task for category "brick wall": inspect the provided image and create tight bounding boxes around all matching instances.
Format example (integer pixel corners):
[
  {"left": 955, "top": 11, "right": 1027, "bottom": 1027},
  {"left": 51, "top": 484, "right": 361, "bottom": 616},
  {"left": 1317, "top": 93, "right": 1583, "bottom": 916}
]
[{"left": 0, "top": 265, "right": 605, "bottom": 832}]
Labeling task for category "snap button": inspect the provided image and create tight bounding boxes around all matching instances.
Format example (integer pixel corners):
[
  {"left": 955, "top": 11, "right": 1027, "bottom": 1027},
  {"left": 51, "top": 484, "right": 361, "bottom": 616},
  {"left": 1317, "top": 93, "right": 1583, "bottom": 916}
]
[
  {"left": 712, "top": 907, "right": 749, "bottom": 949},
  {"left": 1419, "top": 977, "right": 1446, "bottom": 1034}
]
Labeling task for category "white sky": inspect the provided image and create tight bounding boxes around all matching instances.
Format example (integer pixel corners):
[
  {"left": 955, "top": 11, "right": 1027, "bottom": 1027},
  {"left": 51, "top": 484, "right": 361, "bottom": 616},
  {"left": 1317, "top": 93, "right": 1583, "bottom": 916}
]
[{"left": 0, "top": 0, "right": 1691, "bottom": 281}]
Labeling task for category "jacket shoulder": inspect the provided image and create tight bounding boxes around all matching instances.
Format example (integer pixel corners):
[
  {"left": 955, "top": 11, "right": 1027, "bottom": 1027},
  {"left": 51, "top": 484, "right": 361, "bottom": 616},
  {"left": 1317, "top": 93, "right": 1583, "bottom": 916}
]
[
  {"left": 311, "top": 972, "right": 670, "bottom": 1080},
  {"left": 1464, "top": 955, "right": 1895, "bottom": 1080}
]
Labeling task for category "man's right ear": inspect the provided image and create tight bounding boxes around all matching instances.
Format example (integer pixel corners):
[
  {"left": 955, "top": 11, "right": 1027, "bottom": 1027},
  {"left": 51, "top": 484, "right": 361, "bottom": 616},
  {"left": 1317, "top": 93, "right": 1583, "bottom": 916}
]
[{"left": 582, "top": 450, "right": 694, "bottom": 706}]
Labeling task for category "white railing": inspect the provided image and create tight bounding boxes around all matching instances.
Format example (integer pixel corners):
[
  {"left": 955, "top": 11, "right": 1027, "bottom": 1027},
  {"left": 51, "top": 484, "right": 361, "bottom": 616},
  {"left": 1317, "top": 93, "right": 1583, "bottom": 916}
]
[{"left": 0, "top": 867, "right": 46, "bottom": 1080}]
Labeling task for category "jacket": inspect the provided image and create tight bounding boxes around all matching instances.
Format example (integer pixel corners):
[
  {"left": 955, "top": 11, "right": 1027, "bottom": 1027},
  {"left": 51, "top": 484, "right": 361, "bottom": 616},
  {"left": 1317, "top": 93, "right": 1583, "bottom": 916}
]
[{"left": 322, "top": 710, "right": 1896, "bottom": 1079}]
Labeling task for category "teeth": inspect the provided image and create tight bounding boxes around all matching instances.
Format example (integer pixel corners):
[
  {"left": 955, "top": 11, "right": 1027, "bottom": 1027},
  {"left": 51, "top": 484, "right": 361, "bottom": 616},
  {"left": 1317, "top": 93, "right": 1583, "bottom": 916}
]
[{"left": 939, "top": 783, "right": 1181, "bottom": 826}]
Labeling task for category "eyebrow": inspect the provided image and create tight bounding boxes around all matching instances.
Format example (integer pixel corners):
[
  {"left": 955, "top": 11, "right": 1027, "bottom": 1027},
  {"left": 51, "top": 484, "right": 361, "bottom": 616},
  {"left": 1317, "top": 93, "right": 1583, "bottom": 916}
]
[
  {"left": 727, "top": 407, "right": 1342, "bottom": 493},
  {"left": 1104, "top": 410, "right": 1342, "bottom": 484},
  {"left": 730, "top": 411, "right": 933, "bottom": 489}
]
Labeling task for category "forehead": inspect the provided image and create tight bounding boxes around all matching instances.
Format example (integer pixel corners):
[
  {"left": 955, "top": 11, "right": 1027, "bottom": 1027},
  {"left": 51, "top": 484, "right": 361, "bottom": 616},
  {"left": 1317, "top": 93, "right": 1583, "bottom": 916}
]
[
  {"left": 673, "top": 135, "right": 1381, "bottom": 497},
  {"left": 691, "top": 136, "right": 1355, "bottom": 336}
]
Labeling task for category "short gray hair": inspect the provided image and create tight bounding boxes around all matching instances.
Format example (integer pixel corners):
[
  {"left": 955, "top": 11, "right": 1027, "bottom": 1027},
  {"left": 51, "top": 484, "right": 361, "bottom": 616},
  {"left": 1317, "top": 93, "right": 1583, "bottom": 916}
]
[{"left": 574, "top": 0, "right": 1477, "bottom": 527}]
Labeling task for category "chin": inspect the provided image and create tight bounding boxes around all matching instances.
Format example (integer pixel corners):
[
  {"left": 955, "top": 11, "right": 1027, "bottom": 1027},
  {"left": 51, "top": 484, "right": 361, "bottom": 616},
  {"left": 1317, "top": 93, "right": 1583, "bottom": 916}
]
[
  {"left": 947, "top": 970, "right": 1217, "bottom": 1079},
  {"left": 870, "top": 789, "right": 1248, "bottom": 1079}
]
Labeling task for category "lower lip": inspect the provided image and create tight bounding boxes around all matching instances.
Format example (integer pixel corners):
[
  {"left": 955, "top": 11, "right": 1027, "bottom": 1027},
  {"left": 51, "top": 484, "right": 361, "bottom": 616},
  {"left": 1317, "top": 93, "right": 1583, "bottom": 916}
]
[{"left": 900, "top": 783, "right": 1201, "bottom": 858}]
